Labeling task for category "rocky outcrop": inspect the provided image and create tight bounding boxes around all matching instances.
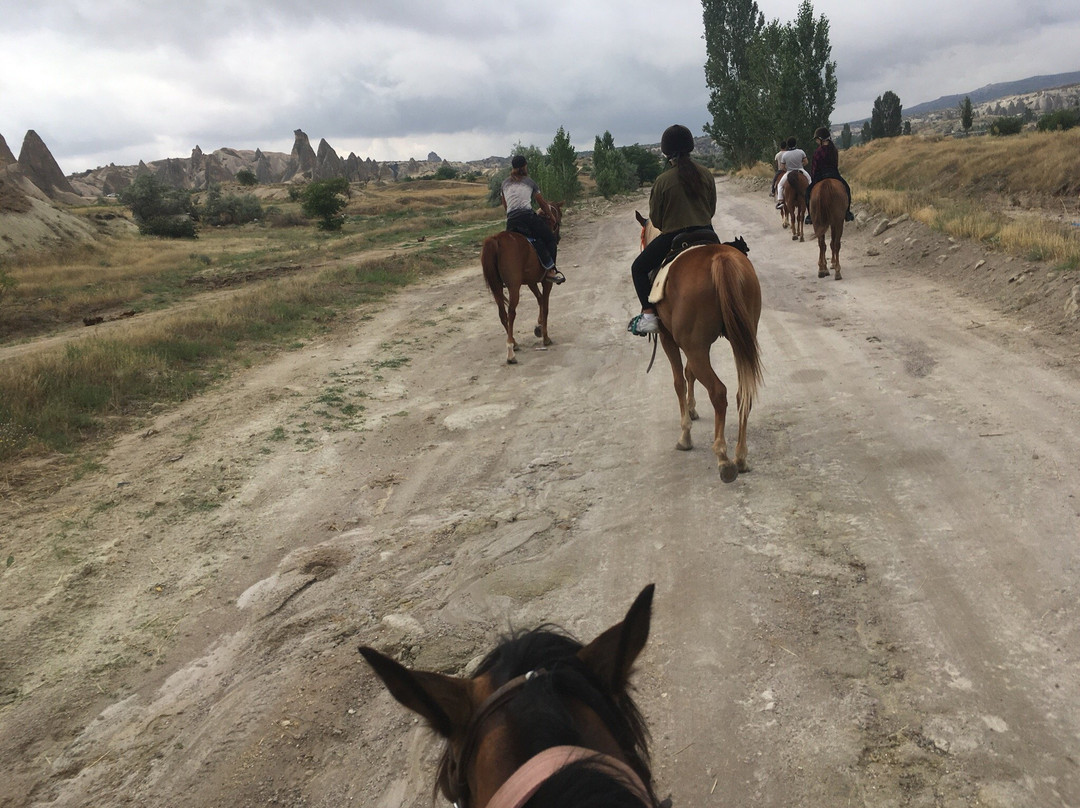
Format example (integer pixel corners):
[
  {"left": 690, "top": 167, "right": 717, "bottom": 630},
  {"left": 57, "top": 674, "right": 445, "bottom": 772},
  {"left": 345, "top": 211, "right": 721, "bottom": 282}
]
[
  {"left": 314, "top": 138, "right": 343, "bottom": 181},
  {"left": 283, "top": 129, "right": 318, "bottom": 182},
  {"left": 18, "top": 130, "right": 76, "bottom": 199},
  {"left": 0, "top": 133, "right": 16, "bottom": 167}
]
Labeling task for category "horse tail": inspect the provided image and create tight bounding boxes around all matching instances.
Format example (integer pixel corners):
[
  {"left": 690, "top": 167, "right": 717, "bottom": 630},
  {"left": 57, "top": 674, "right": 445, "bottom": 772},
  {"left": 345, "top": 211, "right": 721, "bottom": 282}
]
[
  {"left": 712, "top": 250, "right": 763, "bottom": 420},
  {"left": 481, "top": 236, "right": 508, "bottom": 324}
]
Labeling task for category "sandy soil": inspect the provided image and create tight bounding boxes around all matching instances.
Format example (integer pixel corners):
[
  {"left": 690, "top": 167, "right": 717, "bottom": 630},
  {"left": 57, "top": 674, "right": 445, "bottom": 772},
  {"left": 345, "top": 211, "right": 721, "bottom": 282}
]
[{"left": 2, "top": 179, "right": 1080, "bottom": 808}]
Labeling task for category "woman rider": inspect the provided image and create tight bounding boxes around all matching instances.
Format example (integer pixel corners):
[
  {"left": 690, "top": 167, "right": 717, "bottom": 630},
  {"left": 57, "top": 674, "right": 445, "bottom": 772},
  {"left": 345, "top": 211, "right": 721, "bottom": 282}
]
[
  {"left": 804, "top": 127, "right": 855, "bottom": 224},
  {"left": 628, "top": 124, "right": 716, "bottom": 336},
  {"left": 501, "top": 154, "right": 563, "bottom": 284}
]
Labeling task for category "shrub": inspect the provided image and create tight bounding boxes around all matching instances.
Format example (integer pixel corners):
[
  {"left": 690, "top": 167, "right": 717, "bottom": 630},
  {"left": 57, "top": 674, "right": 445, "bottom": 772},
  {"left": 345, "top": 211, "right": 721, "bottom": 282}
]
[
  {"left": 990, "top": 116, "right": 1025, "bottom": 136},
  {"left": 120, "top": 173, "right": 196, "bottom": 238},
  {"left": 235, "top": 168, "right": 258, "bottom": 186},
  {"left": 201, "top": 185, "right": 264, "bottom": 225},
  {"left": 1036, "top": 108, "right": 1080, "bottom": 132},
  {"left": 434, "top": 164, "right": 459, "bottom": 180},
  {"left": 300, "top": 178, "right": 350, "bottom": 230}
]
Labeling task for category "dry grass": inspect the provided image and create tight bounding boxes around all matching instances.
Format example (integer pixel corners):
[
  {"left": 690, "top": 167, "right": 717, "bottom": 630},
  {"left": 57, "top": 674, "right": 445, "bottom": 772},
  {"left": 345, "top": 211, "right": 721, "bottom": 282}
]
[
  {"left": 829, "top": 130, "right": 1080, "bottom": 269},
  {"left": 0, "top": 179, "right": 503, "bottom": 464}
]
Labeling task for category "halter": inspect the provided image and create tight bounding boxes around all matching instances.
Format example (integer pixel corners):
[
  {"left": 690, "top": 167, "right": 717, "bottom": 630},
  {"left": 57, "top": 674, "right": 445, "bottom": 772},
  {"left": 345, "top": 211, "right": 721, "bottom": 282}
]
[{"left": 445, "top": 669, "right": 657, "bottom": 808}]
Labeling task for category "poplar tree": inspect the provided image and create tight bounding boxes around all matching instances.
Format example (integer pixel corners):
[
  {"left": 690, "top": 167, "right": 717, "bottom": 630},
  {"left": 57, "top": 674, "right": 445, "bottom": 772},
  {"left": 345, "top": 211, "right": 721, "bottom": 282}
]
[
  {"left": 960, "top": 96, "right": 974, "bottom": 132},
  {"left": 702, "top": 0, "right": 766, "bottom": 167}
]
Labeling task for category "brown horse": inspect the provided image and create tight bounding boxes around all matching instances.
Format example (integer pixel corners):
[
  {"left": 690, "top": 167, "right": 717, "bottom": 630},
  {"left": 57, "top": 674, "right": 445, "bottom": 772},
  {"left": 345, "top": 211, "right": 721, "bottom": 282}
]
[
  {"left": 481, "top": 204, "right": 562, "bottom": 364},
  {"left": 781, "top": 170, "right": 808, "bottom": 241},
  {"left": 635, "top": 213, "right": 763, "bottom": 482},
  {"left": 809, "top": 178, "right": 845, "bottom": 279},
  {"left": 360, "top": 584, "right": 662, "bottom": 808}
]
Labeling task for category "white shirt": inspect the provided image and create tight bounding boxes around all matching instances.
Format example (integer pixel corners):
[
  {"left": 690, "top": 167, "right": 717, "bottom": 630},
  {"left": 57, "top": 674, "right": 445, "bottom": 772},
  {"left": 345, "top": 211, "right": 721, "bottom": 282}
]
[{"left": 781, "top": 149, "right": 806, "bottom": 171}]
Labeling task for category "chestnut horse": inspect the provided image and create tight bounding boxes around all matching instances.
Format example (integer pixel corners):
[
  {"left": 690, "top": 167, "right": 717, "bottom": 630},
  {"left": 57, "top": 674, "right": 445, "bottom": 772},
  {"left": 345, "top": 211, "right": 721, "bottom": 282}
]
[
  {"left": 780, "top": 170, "right": 808, "bottom": 241},
  {"left": 809, "top": 178, "right": 845, "bottom": 279},
  {"left": 360, "top": 584, "right": 663, "bottom": 808},
  {"left": 481, "top": 204, "right": 562, "bottom": 364},
  {"left": 635, "top": 213, "right": 763, "bottom": 482}
]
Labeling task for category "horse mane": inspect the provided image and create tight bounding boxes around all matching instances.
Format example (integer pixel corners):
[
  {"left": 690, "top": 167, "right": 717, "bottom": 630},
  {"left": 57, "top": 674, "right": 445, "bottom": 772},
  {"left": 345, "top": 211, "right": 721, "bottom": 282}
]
[{"left": 435, "top": 625, "right": 652, "bottom": 801}]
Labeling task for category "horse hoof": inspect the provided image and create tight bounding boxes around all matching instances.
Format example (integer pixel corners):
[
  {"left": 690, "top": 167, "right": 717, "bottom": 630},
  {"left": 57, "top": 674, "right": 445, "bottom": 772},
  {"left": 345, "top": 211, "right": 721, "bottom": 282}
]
[
  {"left": 719, "top": 463, "right": 739, "bottom": 483},
  {"left": 534, "top": 326, "right": 542, "bottom": 338},
  {"left": 834, "top": 272, "right": 842, "bottom": 281},
  {"left": 676, "top": 440, "right": 693, "bottom": 452},
  {"left": 688, "top": 409, "right": 699, "bottom": 421},
  {"left": 782, "top": 222, "right": 789, "bottom": 229},
  {"left": 818, "top": 270, "right": 829, "bottom": 278}
]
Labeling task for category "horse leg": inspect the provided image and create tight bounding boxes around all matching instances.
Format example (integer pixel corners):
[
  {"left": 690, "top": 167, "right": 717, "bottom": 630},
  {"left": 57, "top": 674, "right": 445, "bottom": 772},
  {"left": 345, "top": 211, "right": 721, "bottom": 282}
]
[
  {"left": 659, "top": 334, "right": 693, "bottom": 451},
  {"left": 683, "top": 346, "right": 736, "bottom": 481},
  {"left": 535, "top": 284, "right": 552, "bottom": 346},
  {"left": 685, "top": 366, "right": 699, "bottom": 421},
  {"left": 505, "top": 285, "right": 520, "bottom": 364},
  {"left": 831, "top": 229, "right": 843, "bottom": 280},
  {"left": 817, "top": 229, "right": 830, "bottom": 278}
]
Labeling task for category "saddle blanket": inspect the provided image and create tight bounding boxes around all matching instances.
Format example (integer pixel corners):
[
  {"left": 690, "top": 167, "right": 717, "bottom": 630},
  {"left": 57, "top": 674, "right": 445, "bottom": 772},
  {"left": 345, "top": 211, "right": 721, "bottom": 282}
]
[{"left": 647, "top": 245, "right": 710, "bottom": 304}]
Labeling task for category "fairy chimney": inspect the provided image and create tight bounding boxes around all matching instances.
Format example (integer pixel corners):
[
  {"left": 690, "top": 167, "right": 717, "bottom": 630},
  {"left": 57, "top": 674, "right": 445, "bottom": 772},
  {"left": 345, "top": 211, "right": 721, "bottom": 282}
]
[{"left": 17, "top": 130, "right": 76, "bottom": 198}]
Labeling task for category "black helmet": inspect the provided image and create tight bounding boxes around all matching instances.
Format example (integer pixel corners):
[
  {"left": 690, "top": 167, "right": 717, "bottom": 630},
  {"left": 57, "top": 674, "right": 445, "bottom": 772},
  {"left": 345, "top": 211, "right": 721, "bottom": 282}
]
[
  {"left": 511, "top": 154, "right": 527, "bottom": 169},
  {"left": 814, "top": 127, "right": 831, "bottom": 141},
  {"left": 660, "top": 125, "right": 695, "bottom": 157}
]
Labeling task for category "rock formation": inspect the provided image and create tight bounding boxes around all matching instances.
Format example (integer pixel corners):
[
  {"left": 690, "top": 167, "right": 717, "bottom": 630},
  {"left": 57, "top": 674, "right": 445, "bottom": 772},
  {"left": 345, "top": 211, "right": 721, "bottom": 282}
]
[
  {"left": 0, "top": 133, "right": 16, "bottom": 167},
  {"left": 18, "top": 130, "right": 76, "bottom": 199}
]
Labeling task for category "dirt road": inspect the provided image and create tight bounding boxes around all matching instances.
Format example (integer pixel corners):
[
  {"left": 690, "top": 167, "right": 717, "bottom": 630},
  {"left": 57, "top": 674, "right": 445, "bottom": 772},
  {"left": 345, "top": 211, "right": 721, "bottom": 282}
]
[{"left": 2, "top": 179, "right": 1079, "bottom": 807}]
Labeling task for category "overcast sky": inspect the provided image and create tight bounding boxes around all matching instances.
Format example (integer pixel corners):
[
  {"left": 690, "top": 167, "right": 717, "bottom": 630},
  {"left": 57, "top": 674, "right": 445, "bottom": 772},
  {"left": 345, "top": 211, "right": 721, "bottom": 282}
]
[{"left": 2, "top": 0, "right": 1078, "bottom": 176}]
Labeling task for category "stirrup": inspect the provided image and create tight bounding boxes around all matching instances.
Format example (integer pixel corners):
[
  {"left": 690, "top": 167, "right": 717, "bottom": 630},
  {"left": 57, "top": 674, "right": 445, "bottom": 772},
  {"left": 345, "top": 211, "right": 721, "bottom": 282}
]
[{"left": 545, "top": 269, "right": 565, "bottom": 285}]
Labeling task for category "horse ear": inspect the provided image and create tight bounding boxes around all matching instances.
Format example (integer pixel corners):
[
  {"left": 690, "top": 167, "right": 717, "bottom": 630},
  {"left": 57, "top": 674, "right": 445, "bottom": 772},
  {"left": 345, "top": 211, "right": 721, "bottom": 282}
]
[
  {"left": 635, "top": 211, "right": 648, "bottom": 227},
  {"left": 577, "top": 584, "right": 654, "bottom": 693},
  {"left": 359, "top": 646, "right": 473, "bottom": 738}
]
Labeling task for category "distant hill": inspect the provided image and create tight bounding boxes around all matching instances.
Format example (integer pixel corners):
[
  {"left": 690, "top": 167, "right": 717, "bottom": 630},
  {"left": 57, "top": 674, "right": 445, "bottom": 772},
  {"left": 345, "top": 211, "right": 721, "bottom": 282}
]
[{"left": 903, "top": 71, "right": 1080, "bottom": 118}]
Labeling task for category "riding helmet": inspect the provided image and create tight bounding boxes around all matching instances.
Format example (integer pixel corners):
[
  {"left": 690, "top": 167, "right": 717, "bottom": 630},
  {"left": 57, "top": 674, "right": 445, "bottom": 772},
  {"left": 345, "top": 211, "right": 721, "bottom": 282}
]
[
  {"left": 661, "top": 125, "right": 695, "bottom": 157},
  {"left": 814, "top": 127, "right": 831, "bottom": 141}
]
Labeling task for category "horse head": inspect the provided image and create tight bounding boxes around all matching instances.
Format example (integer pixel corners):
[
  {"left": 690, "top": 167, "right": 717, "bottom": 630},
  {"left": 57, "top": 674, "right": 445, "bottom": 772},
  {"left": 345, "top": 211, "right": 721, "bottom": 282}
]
[
  {"left": 542, "top": 202, "right": 564, "bottom": 242},
  {"left": 360, "top": 585, "right": 658, "bottom": 808}
]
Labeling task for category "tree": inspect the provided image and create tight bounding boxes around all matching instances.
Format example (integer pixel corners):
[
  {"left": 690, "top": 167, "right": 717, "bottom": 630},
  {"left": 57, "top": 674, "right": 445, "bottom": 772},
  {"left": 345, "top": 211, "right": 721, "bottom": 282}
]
[
  {"left": 959, "top": 96, "right": 974, "bottom": 132},
  {"left": 592, "top": 131, "right": 636, "bottom": 198},
  {"left": 704, "top": 0, "right": 836, "bottom": 166},
  {"left": 903, "top": 120, "right": 911, "bottom": 135},
  {"left": 870, "top": 91, "right": 903, "bottom": 139},
  {"left": 620, "top": 144, "right": 665, "bottom": 185},
  {"left": 201, "top": 185, "right": 263, "bottom": 226},
  {"left": 236, "top": 168, "right": 257, "bottom": 186},
  {"left": 301, "top": 178, "right": 350, "bottom": 230},
  {"left": 840, "top": 122, "right": 852, "bottom": 149},
  {"left": 542, "top": 127, "right": 582, "bottom": 203},
  {"left": 860, "top": 120, "right": 871, "bottom": 144},
  {"left": 703, "top": 0, "right": 767, "bottom": 167},
  {"left": 781, "top": 1, "right": 837, "bottom": 145},
  {"left": 120, "top": 173, "right": 197, "bottom": 238}
]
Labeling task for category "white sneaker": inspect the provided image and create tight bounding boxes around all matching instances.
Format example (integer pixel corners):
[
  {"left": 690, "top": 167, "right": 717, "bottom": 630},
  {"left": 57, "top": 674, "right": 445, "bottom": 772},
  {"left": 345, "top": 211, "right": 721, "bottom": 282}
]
[{"left": 628, "top": 312, "right": 660, "bottom": 335}]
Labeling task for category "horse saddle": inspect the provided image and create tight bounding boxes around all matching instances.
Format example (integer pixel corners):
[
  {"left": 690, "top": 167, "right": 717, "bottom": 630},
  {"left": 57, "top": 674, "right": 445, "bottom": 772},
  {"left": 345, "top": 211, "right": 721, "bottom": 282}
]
[{"left": 660, "top": 228, "right": 720, "bottom": 269}]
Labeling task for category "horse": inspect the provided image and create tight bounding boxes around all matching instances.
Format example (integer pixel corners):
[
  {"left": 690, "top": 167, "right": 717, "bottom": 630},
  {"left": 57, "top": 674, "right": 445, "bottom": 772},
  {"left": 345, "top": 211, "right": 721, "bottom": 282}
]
[
  {"left": 360, "top": 584, "right": 662, "bottom": 808},
  {"left": 809, "top": 178, "right": 845, "bottom": 279},
  {"left": 634, "top": 212, "right": 763, "bottom": 482},
  {"left": 481, "top": 204, "right": 563, "bottom": 364},
  {"left": 780, "top": 170, "right": 808, "bottom": 241}
]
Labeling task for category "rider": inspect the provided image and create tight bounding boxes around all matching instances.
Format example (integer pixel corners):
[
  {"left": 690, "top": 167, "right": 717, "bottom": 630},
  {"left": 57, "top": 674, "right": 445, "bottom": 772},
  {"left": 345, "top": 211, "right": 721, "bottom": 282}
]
[
  {"left": 501, "top": 154, "right": 563, "bottom": 284},
  {"left": 628, "top": 124, "right": 716, "bottom": 336},
  {"left": 775, "top": 136, "right": 809, "bottom": 209},
  {"left": 770, "top": 140, "right": 787, "bottom": 197},
  {"left": 804, "top": 127, "right": 855, "bottom": 224}
]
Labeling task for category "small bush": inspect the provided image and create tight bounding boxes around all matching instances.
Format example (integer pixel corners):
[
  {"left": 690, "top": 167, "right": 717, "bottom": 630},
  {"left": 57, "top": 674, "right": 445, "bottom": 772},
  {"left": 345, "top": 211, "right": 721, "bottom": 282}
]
[
  {"left": 990, "top": 116, "right": 1025, "bottom": 136},
  {"left": 434, "top": 164, "right": 459, "bottom": 180},
  {"left": 235, "top": 168, "right": 258, "bottom": 186},
  {"left": 139, "top": 216, "right": 198, "bottom": 239},
  {"left": 201, "top": 186, "right": 263, "bottom": 226},
  {"left": 1036, "top": 108, "right": 1080, "bottom": 132}
]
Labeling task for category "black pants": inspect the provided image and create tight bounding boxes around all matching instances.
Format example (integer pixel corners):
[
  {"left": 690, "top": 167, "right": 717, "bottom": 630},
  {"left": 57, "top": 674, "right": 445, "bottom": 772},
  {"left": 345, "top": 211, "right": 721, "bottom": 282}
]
[
  {"left": 631, "top": 226, "right": 714, "bottom": 309},
  {"left": 507, "top": 211, "right": 558, "bottom": 268}
]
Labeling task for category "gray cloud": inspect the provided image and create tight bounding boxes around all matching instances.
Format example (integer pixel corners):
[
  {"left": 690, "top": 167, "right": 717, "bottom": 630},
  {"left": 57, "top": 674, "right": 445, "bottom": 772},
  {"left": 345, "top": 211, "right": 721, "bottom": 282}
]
[{"left": 2, "top": 0, "right": 1077, "bottom": 174}]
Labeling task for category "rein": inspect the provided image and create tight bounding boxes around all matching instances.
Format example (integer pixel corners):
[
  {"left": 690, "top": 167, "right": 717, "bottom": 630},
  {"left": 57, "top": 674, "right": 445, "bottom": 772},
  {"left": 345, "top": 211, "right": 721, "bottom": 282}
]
[{"left": 447, "top": 669, "right": 658, "bottom": 808}]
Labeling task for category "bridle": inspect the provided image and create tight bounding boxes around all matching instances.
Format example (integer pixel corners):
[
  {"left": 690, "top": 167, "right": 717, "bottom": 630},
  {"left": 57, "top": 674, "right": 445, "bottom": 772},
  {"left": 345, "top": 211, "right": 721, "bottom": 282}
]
[{"left": 445, "top": 669, "right": 658, "bottom": 808}]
